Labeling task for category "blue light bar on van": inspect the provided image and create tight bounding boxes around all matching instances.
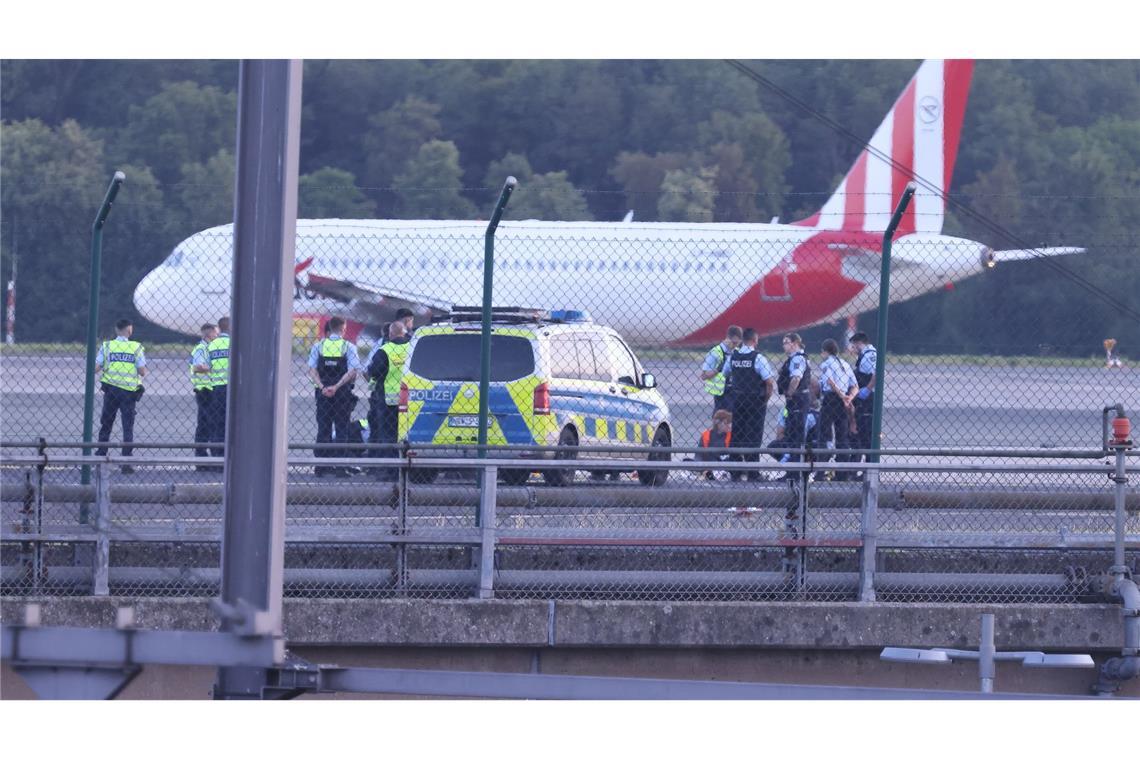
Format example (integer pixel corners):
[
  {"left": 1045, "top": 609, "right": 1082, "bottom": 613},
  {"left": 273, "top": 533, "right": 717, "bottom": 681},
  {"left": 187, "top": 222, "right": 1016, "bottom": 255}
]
[{"left": 547, "top": 309, "right": 592, "bottom": 323}]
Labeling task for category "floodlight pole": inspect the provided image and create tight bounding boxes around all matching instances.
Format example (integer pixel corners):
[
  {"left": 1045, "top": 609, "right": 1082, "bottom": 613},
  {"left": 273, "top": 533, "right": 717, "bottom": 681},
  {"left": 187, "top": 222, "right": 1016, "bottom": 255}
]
[{"left": 869, "top": 183, "right": 916, "bottom": 463}]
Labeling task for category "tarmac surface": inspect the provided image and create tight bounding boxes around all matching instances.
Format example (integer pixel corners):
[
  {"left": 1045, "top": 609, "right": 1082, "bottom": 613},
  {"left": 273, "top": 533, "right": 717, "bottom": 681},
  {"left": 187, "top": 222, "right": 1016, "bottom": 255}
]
[{"left": 2, "top": 352, "right": 1138, "bottom": 453}]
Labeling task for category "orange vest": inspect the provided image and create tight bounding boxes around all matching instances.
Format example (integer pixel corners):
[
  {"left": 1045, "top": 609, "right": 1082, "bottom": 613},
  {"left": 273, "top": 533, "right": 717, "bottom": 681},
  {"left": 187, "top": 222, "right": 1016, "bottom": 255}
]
[{"left": 700, "top": 429, "right": 731, "bottom": 447}]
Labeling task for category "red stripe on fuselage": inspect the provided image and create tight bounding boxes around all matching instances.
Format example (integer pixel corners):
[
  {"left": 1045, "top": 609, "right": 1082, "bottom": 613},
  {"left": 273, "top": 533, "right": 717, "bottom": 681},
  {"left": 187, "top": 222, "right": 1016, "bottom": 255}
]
[
  {"left": 842, "top": 152, "right": 869, "bottom": 231},
  {"left": 675, "top": 231, "right": 878, "bottom": 346},
  {"left": 891, "top": 81, "right": 916, "bottom": 236},
  {"left": 941, "top": 59, "right": 974, "bottom": 200}
]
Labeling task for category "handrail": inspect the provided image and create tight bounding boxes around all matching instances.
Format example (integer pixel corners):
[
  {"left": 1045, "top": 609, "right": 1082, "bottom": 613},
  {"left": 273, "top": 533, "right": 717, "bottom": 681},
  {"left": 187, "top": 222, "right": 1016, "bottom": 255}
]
[
  {"left": 0, "top": 439, "right": 1129, "bottom": 459},
  {"left": 0, "top": 453, "right": 1128, "bottom": 475}
]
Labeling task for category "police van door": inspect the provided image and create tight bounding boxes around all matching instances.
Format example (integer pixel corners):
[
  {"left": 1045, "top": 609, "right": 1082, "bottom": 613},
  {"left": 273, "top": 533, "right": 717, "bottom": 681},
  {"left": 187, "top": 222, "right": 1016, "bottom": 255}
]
[{"left": 604, "top": 335, "right": 654, "bottom": 456}]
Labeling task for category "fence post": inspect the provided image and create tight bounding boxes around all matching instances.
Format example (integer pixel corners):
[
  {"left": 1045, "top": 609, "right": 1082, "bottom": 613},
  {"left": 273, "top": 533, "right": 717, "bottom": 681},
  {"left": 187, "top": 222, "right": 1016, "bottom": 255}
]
[
  {"left": 858, "top": 469, "right": 880, "bottom": 602},
  {"left": 81, "top": 171, "right": 126, "bottom": 487},
  {"left": 475, "top": 177, "right": 517, "bottom": 520},
  {"left": 396, "top": 452, "right": 408, "bottom": 594},
  {"left": 478, "top": 464, "right": 498, "bottom": 599},
  {"left": 18, "top": 470, "right": 43, "bottom": 591},
  {"left": 869, "top": 183, "right": 916, "bottom": 464},
  {"left": 979, "top": 613, "right": 996, "bottom": 693},
  {"left": 93, "top": 462, "right": 111, "bottom": 596}
]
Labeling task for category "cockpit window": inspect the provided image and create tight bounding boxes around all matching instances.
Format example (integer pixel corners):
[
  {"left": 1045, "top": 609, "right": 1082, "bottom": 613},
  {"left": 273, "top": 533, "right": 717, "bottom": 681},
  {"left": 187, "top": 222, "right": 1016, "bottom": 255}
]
[{"left": 164, "top": 249, "right": 183, "bottom": 267}]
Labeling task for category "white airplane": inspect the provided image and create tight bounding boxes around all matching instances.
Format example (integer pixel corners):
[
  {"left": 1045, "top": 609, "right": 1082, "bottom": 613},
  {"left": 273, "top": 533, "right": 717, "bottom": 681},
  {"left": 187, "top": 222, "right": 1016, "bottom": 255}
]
[{"left": 133, "top": 59, "right": 1081, "bottom": 347}]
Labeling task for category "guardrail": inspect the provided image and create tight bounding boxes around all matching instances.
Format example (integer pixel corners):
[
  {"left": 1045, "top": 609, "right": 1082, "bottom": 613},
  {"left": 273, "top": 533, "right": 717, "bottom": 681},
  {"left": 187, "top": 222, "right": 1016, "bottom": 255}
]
[{"left": 2, "top": 444, "right": 1137, "bottom": 603}]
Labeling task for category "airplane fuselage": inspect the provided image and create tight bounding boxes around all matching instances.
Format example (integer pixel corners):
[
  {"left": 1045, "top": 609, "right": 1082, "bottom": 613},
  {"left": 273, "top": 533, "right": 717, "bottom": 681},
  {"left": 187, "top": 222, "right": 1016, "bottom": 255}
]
[{"left": 134, "top": 220, "right": 991, "bottom": 346}]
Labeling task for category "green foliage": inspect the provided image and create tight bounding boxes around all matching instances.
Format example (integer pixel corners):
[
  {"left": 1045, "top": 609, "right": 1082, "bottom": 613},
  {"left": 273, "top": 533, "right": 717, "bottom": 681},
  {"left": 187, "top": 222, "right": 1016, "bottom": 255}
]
[
  {"left": 175, "top": 149, "right": 235, "bottom": 229},
  {"left": 394, "top": 140, "right": 476, "bottom": 219},
  {"left": 299, "top": 167, "right": 376, "bottom": 219},
  {"left": 2, "top": 59, "right": 1138, "bottom": 353},
  {"left": 116, "top": 82, "right": 236, "bottom": 187},
  {"left": 0, "top": 119, "right": 173, "bottom": 342},
  {"left": 658, "top": 167, "right": 717, "bottom": 222},
  {"left": 362, "top": 96, "right": 443, "bottom": 189},
  {"left": 610, "top": 151, "right": 689, "bottom": 221}
]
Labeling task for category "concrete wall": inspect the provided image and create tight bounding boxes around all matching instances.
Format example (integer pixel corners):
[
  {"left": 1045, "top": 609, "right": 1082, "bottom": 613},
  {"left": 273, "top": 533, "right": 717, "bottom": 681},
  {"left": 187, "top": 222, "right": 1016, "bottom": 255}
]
[{"left": 3, "top": 598, "right": 1137, "bottom": 698}]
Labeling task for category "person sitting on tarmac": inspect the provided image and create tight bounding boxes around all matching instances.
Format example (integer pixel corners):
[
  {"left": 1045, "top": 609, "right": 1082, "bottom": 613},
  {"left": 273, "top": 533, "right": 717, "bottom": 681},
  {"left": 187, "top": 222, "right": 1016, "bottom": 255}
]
[{"left": 697, "top": 409, "right": 734, "bottom": 480}]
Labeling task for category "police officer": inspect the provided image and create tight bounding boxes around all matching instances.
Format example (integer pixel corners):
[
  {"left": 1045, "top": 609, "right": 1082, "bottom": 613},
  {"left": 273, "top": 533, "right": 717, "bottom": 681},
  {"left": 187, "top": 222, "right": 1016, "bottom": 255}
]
[
  {"left": 700, "top": 325, "right": 742, "bottom": 414},
  {"left": 308, "top": 316, "right": 362, "bottom": 477},
  {"left": 722, "top": 327, "right": 775, "bottom": 482},
  {"left": 190, "top": 323, "right": 217, "bottom": 468},
  {"left": 94, "top": 318, "right": 147, "bottom": 473},
  {"left": 849, "top": 331, "right": 877, "bottom": 476},
  {"left": 817, "top": 338, "right": 857, "bottom": 481},
  {"left": 776, "top": 332, "right": 812, "bottom": 478},
  {"left": 366, "top": 320, "right": 411, "bottom": 481},
  {"left": 205, "top": 316, "right": 230, "bottom": 461}
]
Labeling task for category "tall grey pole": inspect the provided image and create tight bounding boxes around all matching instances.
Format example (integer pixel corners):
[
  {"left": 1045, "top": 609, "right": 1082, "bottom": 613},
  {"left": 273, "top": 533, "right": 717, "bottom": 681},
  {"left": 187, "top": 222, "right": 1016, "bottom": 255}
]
[{"left": 213, "top": 59, "right": 302, "bottom": 700}]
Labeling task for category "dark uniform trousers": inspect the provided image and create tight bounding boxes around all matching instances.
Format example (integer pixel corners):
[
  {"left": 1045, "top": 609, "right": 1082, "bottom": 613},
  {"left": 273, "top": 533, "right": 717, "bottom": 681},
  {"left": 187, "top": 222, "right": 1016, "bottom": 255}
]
[
  {"left": 367, "top": 396, "right": 401, "bottom": 479},
  {"left": 96, "top": 384, "right": 138, "bottom": 456},
  {"left": 316, "top": 387, "right": 355, "bottom": 469},
  {"left": 784, "top": 393, "right": 809, "bottom": 462},
  {"left": 729, "top": 393, "right": 768, "bottom": 480},
  {"left": 819, "top": 392, "right": 851, "bottom": 471},
  {"left": 712, "top": 390, "right": 734, "bottom": 414},
  {"left": 194, "top": 388, "right": 213, "bottom": 457},
  {"left": 853, "top": 394, "right": 873, "bottom": 460},
  {"left": 208, "top": 385, "right": 228, "bottom": 458}
]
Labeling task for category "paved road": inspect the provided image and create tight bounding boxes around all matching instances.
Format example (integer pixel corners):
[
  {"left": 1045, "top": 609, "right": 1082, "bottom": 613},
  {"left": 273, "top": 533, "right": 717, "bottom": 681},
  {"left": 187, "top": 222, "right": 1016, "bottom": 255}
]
[{"left": 2, "top": 353, "right": 1138, "bottom": 452}]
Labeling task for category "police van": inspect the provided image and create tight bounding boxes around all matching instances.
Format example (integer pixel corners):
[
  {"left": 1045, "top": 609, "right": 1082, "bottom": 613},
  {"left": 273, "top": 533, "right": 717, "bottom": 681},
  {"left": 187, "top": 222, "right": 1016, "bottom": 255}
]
[{"left": 398, "top": 308, "right": 672, "bottom": 486}]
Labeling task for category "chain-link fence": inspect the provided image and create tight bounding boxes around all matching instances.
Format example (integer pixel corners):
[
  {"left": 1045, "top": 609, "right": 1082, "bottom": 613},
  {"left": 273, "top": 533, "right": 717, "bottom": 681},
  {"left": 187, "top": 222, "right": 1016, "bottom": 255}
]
[
  {"left": 3, "top": 449, "right": 1136, "bottom": 603},
  {"left": 2, "top": 217, "right": 1136, "bottom": 455}
]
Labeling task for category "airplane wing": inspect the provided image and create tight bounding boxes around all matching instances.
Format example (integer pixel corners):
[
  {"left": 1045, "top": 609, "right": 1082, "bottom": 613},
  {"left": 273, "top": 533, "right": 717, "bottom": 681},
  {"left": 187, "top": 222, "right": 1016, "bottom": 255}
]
[
  {"left": 304, "top": 273, "right": 453, "bottom": 330},
  {"left": 990, "top": 246, "right": 1085, "bottom": 262}
]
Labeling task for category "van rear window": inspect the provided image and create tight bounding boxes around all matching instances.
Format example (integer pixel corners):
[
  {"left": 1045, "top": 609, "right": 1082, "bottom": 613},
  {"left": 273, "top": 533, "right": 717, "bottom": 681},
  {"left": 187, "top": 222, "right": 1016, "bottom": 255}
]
[{"left": 409, "top": 334, "right": 535, "bottom": 382}]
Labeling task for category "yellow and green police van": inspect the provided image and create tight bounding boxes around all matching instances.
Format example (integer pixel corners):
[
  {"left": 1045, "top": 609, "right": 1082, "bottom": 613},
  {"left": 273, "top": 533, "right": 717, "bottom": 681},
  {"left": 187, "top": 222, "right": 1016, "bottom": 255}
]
[{"left": 398, "top": 309, "right": 672, "bottom": 486}]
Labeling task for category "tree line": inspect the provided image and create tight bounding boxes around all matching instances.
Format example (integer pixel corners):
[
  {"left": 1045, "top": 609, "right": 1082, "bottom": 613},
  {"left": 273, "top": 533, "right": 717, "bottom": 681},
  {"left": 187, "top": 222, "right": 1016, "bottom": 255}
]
[{"left": 1, "top": 59, "right": 1137, "bottom": 354}]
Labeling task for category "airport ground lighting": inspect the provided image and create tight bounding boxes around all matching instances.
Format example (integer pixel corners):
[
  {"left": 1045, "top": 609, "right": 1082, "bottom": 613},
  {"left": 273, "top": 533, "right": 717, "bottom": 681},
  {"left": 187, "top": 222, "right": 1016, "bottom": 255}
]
[{"left": 881, "top": 614, "right": 1094, "bottom": 693}]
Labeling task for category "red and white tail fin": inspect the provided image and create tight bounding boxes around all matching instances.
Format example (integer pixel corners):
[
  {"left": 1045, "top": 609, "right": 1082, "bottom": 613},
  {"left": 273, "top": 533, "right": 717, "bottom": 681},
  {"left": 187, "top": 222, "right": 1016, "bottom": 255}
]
[{"left": 794, "top": 59, "right": 974, "bottom": 234}]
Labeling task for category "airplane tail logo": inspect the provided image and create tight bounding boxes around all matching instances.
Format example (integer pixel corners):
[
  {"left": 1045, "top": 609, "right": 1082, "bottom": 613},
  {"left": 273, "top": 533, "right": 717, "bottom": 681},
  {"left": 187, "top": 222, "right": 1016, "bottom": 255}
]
[{"left": 794, "top": 59, "right": 974, "bottom": 235}]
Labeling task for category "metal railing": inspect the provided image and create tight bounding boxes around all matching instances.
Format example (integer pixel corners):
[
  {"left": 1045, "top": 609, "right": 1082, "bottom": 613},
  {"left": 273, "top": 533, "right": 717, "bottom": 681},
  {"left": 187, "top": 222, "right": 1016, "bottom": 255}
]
[{"left": 1, "top": 443, "right": 1136, "bottom": 603}]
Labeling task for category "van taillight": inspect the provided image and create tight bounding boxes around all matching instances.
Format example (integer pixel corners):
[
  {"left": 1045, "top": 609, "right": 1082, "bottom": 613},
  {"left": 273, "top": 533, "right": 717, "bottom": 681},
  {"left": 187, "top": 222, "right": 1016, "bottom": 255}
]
[
  {"left": 533, "top": 383, "right": 550, "bottom": 415},
  {"left": 398, "top": 382, "right": 409, "bottom": 413}
]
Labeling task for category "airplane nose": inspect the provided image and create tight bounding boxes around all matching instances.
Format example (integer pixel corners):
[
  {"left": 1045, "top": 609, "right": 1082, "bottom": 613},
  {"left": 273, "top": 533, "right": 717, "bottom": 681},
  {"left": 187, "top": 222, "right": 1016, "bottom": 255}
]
[{"left": 133, "top": 270, "right": 164, "bottom": 327}]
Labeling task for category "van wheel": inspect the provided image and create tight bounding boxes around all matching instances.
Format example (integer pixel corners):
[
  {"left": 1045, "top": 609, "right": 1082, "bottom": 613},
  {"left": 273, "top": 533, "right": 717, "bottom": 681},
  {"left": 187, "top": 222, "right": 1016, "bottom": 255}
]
[
  {"left": 638, "top": 426, "right": 671, "bottom": 487},
  {"left": 409, "top": 468, "right": 437, "bottom": 485},
  {"left": 501, "top": 469, "right": 532, "bottom": 487},
  {"left": 543, "top": 427, "right": 578, "bottom": 487}
]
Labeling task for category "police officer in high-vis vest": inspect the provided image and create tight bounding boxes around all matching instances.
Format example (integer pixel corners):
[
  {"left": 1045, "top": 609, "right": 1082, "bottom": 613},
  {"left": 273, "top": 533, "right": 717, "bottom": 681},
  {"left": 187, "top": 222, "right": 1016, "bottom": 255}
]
[
  {"left": 308, "top": 316, "right": 362, "bottom": 477},
  {"left": 366, "top": 320, "right": 411, "bottom": 481},
  {"left": 700, "top": 325, "right": 742, "bottom": 414},
  {"left": 190, "top": 322, "right": 217, "bottom": 467},
  {"left": 722, "top": 327, "right": 775, "bottom": 482},
  {"left": 205, "top": 316, "right": 231, "bottom": 460},
  {"left": 776, "top": 332, "right": 812, "bottom": 478},
  {"left": 95, "top": 318, "right": 147, "bottom": 473},
  {"left": 849, "top": 331, "right": 877, "bottom": 474}
]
